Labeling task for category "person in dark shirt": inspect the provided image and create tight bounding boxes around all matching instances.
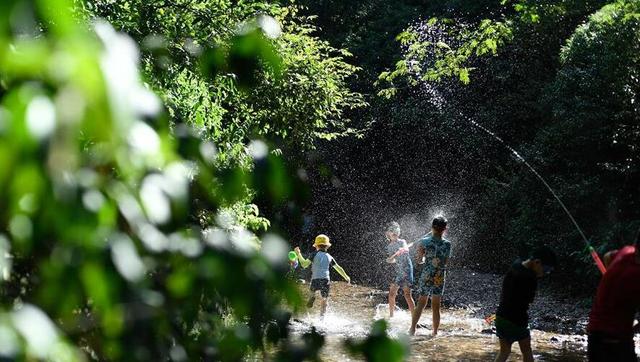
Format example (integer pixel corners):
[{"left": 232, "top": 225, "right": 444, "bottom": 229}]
[
  {"left": 587, "top": 228, "right": 640, "bottom": 362},
  {"left": 494, "top": 247, "right": 557, "bottom": 362}
]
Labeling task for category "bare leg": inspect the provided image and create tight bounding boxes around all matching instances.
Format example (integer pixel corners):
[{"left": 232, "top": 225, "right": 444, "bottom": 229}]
[
  {"left": 409, "top": 295, "right": 428, "bottom": 335},
  {"left": 307, "top": 290, "right": 317, "bottom": 308},
  {"left": 320, "top": 297, "right": 328, "bottom": 317},
  {"left": 402, "top": 286, "right": 415, "bottom": 313},
  {"left": 518, "top": 337, "right": 534, "bottom": 362},
  {"left": 494, "top": 338, "right": 512, "bottom": 362},
  {"left": 388, "top": 284, "right": 399, "bottom": 317},
  {"left": 431, "top": 295, "right": 441, "bottom": 336}
]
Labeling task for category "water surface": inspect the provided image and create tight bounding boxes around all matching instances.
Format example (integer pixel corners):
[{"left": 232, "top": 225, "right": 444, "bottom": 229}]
[{"left": 292, "top": 282, "right": 590, "bottom": 361}]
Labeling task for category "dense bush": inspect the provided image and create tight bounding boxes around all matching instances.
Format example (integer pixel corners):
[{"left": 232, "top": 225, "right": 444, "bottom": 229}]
[{"left": 0, "top": 0, "right": 370, "bottom": 359}]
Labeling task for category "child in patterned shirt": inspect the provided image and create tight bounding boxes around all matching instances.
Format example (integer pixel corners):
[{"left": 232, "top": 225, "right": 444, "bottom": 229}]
[{"left": 409, "top": 216, "right": 451, "bottom": 336}]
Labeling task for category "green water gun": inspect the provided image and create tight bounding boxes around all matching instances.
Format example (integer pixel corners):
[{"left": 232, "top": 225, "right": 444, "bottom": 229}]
[{"left": 288, "top": 251, "right": 299, "bottom": 269}]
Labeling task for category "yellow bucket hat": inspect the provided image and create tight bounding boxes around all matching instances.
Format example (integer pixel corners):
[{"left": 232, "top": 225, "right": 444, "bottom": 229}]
[{"left": 313, "top": 234, "right": 331, "bottom": 247}]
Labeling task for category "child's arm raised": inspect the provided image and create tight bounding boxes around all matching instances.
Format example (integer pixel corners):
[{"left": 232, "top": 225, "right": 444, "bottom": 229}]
[
  {"left": 294, "top": 247, "right": 312, "bottom": 269},
  {"left": 386, "top": 248, "right": 400, "bottom": 263},
  {"left": 387, "top": 241, "right": 412, "bottom": 263},
  {"left": 332, "top": 260, "right": 351, "bottom": 283}
]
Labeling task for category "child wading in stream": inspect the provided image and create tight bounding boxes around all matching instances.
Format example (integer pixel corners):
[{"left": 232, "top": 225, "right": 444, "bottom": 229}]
[
  {"left": 385, "top": 221, "right": 415, "bottom": 317},
  {"left": 409, "top": 216, "right": 451, "bottom": 336},
  {"left": 494, "top": 247, "right": 557, "bottom": 362},
  {"left": 295, "top": 234, "right": 350, "bottom": 317}
]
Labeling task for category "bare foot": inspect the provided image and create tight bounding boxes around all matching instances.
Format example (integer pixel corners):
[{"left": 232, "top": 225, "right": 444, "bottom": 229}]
[{"left": 408, "top": 327, "right": 416, "bottom": 336}]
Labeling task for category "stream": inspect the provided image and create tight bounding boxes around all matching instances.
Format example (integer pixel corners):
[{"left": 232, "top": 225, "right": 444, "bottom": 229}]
[{"left": 290, "top": 279, "right": 639, "bottom": 361}]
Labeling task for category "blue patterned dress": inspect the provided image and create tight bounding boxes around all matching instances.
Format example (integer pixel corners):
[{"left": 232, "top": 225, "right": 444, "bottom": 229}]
[{"left": 416, "top": 235, "right": 451, "bottom": 296}]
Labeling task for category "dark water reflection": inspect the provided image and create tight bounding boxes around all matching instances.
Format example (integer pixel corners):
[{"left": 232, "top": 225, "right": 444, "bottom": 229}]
[{"left": 292, "top": 282, "right": 593, "bottom": 361}]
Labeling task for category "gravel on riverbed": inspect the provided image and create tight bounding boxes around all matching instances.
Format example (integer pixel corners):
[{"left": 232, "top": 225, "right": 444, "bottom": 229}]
[{"left": 373, "top": 267, "right": 591, "bottom": 335}]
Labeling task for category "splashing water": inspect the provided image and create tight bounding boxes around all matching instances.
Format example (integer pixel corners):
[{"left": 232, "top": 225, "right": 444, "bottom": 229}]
[
  {"left": 289, "top": 282, "right": 590, "bottom": 361},
  {"left": 404, "top": 19, "right": 598, "bottom": 268},
  {"left": 463, "top": 116, "right": 592, "bottom": 247}
]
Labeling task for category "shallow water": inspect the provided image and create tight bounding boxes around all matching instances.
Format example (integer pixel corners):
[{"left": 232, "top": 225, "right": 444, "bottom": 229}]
[{"left": 292, "top": 282, "right": 595, "bottom": 361}]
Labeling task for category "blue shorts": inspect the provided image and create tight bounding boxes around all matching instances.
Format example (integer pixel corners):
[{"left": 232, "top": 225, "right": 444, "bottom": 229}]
[
  {"left": 416, "top": 271, "right": 446, "bottom": 296},
  {"left": 392, "top": 269, "right": 414, "bottom": 288}
]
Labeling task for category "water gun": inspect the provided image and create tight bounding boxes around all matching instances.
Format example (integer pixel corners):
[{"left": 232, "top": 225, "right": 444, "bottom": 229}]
[
  {"left": 386, "top": 244, "right": 411, "bottom": 263},
  {"left": 484, "top": 314, "right": 496, "bottom": 325},
  {"left": 587, "top": 245, "right": 606, "bottom": 274},
  {"left": 288, "top": 251, "right": 299, "bottom": 269},
  {"left": 387, "top": 232, "right": 432, "bottom": 263}
]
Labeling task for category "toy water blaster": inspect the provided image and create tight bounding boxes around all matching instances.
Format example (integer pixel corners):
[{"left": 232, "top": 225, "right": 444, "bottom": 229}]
[
  {"left": 484, "top": 314, "right": 496, "bottom": 324},
  {"left": 288, "top": 251, "right": 299, "bottom": 269},
  {"left": 388, "top": 232, "right": 435, "bottom": 258},
  {"left": 587, "top": 245, "right": 606, "bottom": 274}
]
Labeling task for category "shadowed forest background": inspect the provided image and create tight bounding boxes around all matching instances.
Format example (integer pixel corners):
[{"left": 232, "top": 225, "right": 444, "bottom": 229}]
[{"left": 0, "top": 0, "right": 638, "bottom": 360}]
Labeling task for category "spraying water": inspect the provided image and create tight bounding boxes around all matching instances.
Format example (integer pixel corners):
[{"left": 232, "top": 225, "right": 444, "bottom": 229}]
[
  {"left": 403, "top": 20, "right": 606, "bottom": 272},
  {"left": 462, "top": 114, "right": 606, "bottom": 274}
]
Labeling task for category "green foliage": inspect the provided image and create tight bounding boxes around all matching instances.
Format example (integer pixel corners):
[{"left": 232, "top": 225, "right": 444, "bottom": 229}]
[
  {"left": 345, "top": 320, "right": 408, "bottom": 362},
  {"left": 86, "top": 0, "right": 366, "bottom": 158},
  {"left": 470, "top": 0, "right": 640, "bottom": 274},
  {"left": 534, "top": 0, "right": 640, "bottom": 256},
  {"left": 273, "top": 327, "right": 325, "bottom": 361},
  {"left": 377, "top": 0, "right": 613, "bottom": 91},
  {"left": 378, "top": 17, "right": 513, "bottom": 94},
  {"left": 0, "top": 0, "right": 331, "bottom": 359}
]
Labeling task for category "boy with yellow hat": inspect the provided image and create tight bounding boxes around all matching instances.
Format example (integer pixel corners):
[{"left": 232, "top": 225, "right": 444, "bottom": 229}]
[{"left": 294, "top": 234, "right": 350, "bottom": 316}]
